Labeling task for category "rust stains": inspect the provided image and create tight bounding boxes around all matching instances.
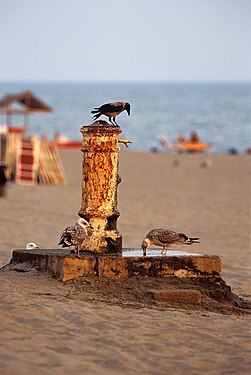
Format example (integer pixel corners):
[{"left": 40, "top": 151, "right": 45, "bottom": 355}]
[{"left": 79, "top": 121, "right": 122, "bottom": 255}]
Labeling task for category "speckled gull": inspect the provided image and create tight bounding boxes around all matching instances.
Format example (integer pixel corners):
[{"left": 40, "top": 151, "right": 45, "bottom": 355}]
[
  {"left": 58, "top": 218, "right": 93, "bottom": 257},
  {"left": 141, "top": 228, "right": 200, "bottom": 256}
]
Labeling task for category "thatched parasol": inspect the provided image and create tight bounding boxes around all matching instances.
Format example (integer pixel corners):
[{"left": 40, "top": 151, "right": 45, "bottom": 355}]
[{"left": 0, "top": 91, "right": 53, "bottom": 129}]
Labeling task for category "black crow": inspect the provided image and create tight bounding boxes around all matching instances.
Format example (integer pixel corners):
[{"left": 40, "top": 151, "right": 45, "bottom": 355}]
[{"left": 91, "top": 102, "right": 131, "bottom": 126}]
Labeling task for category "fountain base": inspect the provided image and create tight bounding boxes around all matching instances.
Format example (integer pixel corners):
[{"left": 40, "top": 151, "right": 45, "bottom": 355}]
[{"left": 10, "top": 248, "right": 221, "bottom": 282}]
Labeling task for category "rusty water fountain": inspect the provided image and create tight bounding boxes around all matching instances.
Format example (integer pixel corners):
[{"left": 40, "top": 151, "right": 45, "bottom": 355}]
[
  {"left": 78, "top": 120, "right": 122, "bottom": 255},
  {"left": 10, "top": 120, "right": 222, "bottom": 283}
]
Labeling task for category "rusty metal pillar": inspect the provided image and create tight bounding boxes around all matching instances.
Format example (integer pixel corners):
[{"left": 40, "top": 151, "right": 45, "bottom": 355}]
[{"left": 78, "top": 120, "right": 122, "bottom": 255}]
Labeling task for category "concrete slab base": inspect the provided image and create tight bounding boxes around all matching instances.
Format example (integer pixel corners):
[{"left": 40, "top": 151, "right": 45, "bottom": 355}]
[
  {"left": 149, "top": 289, "right": 202, "bottom": 305},
  {"left": 10, "top": 248, "right": 221, "bottom": 282}
]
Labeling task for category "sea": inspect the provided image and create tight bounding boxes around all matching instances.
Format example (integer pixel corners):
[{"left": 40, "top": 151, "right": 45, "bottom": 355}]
[{"left": 0, "top": 81, "right": 250, "bottom": 153}]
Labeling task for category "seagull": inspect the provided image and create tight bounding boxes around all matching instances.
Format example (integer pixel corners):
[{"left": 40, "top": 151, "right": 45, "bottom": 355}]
[
  {"left": 58, "top": 218, "right": 93, "bottom": 257},
  {"left": 91, "top": 102, "right": 131, "bottom": 126},
  {"left": 141, "top": 228, "right": 200, "bottom": 256},
  {"left": 26, "top": 242, "right": 40, "bottom": 250}
]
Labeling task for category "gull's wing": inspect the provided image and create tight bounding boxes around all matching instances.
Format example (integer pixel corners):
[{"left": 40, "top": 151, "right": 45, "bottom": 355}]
[{"left": 147, "top": 229, "right": 181, "bottom": 245}]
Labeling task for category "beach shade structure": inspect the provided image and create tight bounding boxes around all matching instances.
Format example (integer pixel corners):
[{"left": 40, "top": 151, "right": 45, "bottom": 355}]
[{"left": 0, "top": 91, "right": 53, "bottom": 132}]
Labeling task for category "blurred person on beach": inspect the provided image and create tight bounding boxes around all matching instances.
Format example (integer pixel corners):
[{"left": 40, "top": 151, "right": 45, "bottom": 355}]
[
  {"left": 190, "top": 132, "right": 200, "bottom": 143},
  {"left": 0, "top": 163, "right": 7, "bottom": 197}
]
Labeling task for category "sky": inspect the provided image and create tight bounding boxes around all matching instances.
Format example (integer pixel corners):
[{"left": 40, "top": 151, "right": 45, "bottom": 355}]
[{"left": 0, "top": 0, "right": 250, "bottom": 82}]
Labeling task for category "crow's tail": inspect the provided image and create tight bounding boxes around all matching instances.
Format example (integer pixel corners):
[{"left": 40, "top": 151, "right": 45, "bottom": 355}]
[
  {"left": 91, "top": 108, "right": 100, "bottom": 114},
  {"left": 92, "top": 112, "right": 101, "bottom": 120}
]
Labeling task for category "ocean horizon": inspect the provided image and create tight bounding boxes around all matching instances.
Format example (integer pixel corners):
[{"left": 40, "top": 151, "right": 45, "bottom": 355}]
[{"left": 0, "top": 81, "right": 250, "bottom": 153}]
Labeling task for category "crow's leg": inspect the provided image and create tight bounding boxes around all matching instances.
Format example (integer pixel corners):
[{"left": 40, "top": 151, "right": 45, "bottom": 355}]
[
  {"left": 109, "top": 117, "right": 113, "bottom": 125},
  {"left": 113, "top": 117, "right": 119, "bottom": 126}
]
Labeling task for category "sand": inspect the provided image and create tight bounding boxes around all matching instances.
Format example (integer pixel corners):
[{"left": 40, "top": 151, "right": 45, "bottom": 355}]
[{"left": 0, "top": 149, "right": 250, "bottom": 374}]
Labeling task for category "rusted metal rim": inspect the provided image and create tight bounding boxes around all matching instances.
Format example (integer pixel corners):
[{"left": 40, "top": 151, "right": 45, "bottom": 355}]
[{"left": 81, "top": 121, "right": 122, "bottom": 134}]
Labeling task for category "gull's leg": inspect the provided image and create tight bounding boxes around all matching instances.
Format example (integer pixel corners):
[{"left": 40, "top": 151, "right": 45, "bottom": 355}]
[
  {"left": 77, "top": 244, "right": 80, "bottom": 257},
  {"left": 161, "top": 247, "right": 168, "bottom": 256}
]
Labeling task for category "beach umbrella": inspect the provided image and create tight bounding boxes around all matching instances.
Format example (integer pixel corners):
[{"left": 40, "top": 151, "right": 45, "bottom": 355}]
[{"left": 0, "top": 91, "right": 53, "bottom": 130}]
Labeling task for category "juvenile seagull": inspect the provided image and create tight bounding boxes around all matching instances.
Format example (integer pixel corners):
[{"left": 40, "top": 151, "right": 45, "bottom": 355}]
[
  {"left": 91, "top": 102, "right": 131, "bottom": 126},
  {"left": 141, "top": 229, "right": 200, "bottom": 256},
  {"left": 58, "top": 218, "right": 93, "bottom": 257},
  {"left": 26, "top": 242, "right": 40, "bottom": 250}
]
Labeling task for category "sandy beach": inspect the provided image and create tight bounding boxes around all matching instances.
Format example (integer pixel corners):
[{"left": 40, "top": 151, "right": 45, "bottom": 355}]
[{"left": 0, "top": 149, "right": 250, "bottom": 374}]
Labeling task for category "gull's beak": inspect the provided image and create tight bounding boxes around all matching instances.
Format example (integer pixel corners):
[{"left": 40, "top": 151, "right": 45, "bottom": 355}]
[
  {"left": 87, "top": 225, "right": 94, "bottom": 236},
  {"left": 141, "top": 240, "right": 148, "bottom": 256}
]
